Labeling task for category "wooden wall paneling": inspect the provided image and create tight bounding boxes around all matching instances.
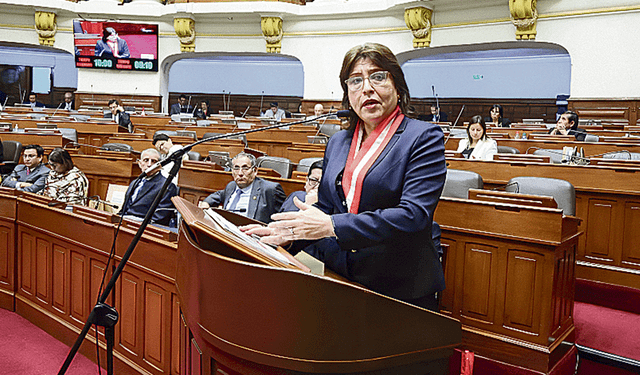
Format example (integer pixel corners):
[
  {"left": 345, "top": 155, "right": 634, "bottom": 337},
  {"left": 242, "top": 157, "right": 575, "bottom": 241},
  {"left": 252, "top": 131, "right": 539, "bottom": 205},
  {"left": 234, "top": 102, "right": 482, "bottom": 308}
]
[
  {"left": 460, "top": 242, "right": 499, "bottom": 325},
  {"left": 503, "top": 248, "right": 545, "bottom": 337},
  {"left": 75, "top": 92, "right": 162, "bottom": 113},
  {"left": 569, "top": 98, "right": 639, "bottom": 126},
  {"left": 19, "top": 230, "right": 34, "bottom": 298},
  {"left": 550, "top": 242, "right": 575, "bottom": 341},
  {"left": 171, "top": 295, "right": 181, "bottom": 375},
  {"left": 583, "top": 198, "right": 617, "bottom": 262},
  {"left": 70, "top": 250, "right": 87, "bottom": 323},
  {"left": 168, "top": 93, "right": 302, "bottom": 118},
  {"left": 439, "top": 240, "right": 456, "bottom": 314},
  {"left": 35, "top": 237, "right": 52, "bottom": 305},
  {"left": 622, "top": 201, "right": 640, "bottom": 267},
  {"left": 51, "top": 243, "right": 68, "bottom": 315},
  {"left": 0, "top": 190, "right": 17, "bottom": 310}
]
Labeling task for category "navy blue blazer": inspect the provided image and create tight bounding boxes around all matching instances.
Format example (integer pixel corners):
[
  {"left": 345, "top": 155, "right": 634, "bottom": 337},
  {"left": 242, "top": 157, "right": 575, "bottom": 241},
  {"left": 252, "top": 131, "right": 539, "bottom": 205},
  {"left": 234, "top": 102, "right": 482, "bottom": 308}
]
[
  {"left": 294, "top": 117, "right": 447, "bottom": 301},
  {"left": 202, "top": 177, "right": 285, "bottom": 223},
  {"left": 120, "top": 172, "right": 178, "bottom": 226},
  {"left": 279, "top": 190, "right": 306, "bottom": 212}
]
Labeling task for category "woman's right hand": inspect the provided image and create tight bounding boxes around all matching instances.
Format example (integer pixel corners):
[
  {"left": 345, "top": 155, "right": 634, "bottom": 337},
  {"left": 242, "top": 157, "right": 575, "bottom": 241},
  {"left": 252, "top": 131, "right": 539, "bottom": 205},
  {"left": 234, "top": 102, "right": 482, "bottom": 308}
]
[{"left": 240, "top": 224, "right": 291, "bottom": 246}]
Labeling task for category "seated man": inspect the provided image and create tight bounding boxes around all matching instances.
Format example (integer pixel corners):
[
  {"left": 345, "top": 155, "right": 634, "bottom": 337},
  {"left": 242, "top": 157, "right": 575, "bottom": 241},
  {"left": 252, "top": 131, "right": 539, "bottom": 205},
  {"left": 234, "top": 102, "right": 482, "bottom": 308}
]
[
  {"left": 119, "top": 148, "right": 178, "bottom": 226},
  {"left": 59, "top": 92, "right": 75, "bottom": 111},
  {"left": 280, "top": 160, "right": 322, "bottom": 212},
  {"left": 198, "top": 152, "right": 285, "bottom": 223},
  {"left": 170, "top": 94, "right": 193, "bottom": 115},
  {"left": 262, "top": 102, "right": 286, "bottom": 121},
  {"left": 428, "top": 105, "right": 448, "bottom": 122},
  {"left": 549, "top": 110, "right": 585, "bottom": 141},
  {"left": 24, "top": 92, "right": 46, "bottom": 109},
  {"left": 107, "top": 99, "right": 133, "bottom": 133},
  {"left": 1, "top": 144, "right": 50, "bottom": 193}
]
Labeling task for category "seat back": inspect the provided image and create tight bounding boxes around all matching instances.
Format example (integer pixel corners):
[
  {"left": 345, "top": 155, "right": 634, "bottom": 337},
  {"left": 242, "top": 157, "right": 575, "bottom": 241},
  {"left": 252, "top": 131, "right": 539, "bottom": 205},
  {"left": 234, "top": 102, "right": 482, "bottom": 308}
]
[
  {"left": 257, "top": 156, "right": 293, "bottom": 179},
  {"left": 583, "top": 134, "right": 600, "bottom": 142},
  {"left": 187, "top": 151, "right": 201, "bottom": 161},
  {"left": 602, "top": 151, "right": 640, "bottom": 160},
  {"left": 505, "top": 176, "right": 576, "bottom": 216},
  {"left": 101, "top": 143, "right": 133, "bottom": 152},
  {"left": 317, "top": 124, "right": 342, "bottom": 137},
  {"left": 296, "top": 157, "right": 323, "bottom": 173},
  {"left": 154, "top": 130, "right": 179, "bottom": 138},
  {"left": 176, "top": 130, "right": 197, "bottom": 140},
  {"left": 1, "top": 140, "right": 23, "bottom": 174},
  {"left": 202, "top": 132, "right": 223, "bottom": 140},
  {"left": 59, "top": 128, "right": 78, "bottom": 143},
  {"left": 441, "top": 169, "right": 483, "bottom": 199},
  {"left": 497, "top": 145, "right": 519, "bottom": 154},
  {"left": 532, "top": 149, "right": 564, "bottom": 164}
]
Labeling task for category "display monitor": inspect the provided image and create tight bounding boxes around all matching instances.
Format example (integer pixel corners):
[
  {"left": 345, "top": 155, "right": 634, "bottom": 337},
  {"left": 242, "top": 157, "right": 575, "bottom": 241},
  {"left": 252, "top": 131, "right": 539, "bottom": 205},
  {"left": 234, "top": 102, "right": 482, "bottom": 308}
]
[{"left": 73, "top": 20, "right": 158, "bottom": 72}]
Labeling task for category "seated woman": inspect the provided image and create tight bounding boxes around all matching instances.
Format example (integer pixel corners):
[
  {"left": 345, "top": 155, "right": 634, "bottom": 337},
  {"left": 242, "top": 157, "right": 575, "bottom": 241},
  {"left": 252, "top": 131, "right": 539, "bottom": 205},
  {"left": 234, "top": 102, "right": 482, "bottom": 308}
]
[
  {"left": 40, "top": 148, "right": 89, "bottom": 204},
  {"left": 484, "top": 104, "right": 511, "bottom": 128},
  {"left": 456, "top": 115, "right": 498, "bottom": 160},
  {"left": 549, "top": 110, "right": 585, "bottom": 140},
  {"left": 193, "top": 100, "right": 212, "bottom": 119}
]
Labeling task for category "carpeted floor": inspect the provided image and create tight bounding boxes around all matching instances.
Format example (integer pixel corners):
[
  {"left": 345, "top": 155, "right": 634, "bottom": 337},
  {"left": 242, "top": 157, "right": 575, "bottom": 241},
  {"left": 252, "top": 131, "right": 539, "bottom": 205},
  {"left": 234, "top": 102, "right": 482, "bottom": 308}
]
[{"left": 0, "top": 308, "right": 105, "bottom": 375}]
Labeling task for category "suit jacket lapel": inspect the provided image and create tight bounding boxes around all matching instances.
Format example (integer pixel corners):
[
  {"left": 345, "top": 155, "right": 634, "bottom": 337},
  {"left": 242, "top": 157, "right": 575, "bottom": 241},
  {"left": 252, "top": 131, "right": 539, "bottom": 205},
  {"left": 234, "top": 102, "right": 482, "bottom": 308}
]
[
  {"left": 224, "top": 183, "right": 237, "bottom": 208},
  {"left": 247, "top": 179, "right": 262, "bottom": 219},
  {"left": 367, "top": 117, "right": 407, "bottom": 173}
]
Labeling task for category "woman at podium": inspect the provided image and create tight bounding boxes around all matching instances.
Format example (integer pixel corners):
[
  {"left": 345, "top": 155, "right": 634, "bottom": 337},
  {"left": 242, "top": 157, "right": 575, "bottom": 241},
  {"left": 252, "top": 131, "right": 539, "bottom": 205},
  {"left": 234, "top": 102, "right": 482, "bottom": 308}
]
[{"left": 243, "top": 43, "right": 446, "bottom": 311}]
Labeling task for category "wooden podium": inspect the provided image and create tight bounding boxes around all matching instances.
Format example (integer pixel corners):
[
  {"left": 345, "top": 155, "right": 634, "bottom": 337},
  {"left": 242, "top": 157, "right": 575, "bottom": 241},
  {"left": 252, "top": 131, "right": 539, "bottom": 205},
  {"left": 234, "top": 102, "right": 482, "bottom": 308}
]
[{"left": 173, "top": 197, "right": 462, "bottom": 375}]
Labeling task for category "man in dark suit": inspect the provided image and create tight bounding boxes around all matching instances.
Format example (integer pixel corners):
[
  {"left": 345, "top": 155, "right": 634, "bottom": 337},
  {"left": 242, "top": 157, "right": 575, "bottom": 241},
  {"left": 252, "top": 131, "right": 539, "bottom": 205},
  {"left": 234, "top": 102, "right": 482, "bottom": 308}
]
[
  {"left": 59, "top": 92, "right": 75, "bottom": 111},
  {"left": 24, "top": 92, "right": 46, "bottom": 109},
  {"left": 119, "top": 148, "right": 178, "bottom": 226},
  {"left": 198, "top": 152, "right": 285, "bottom": 223},
  {"left": 170, "top": 94, "right": 193, "bottom": 115},
  {"left": 107, "top": 99, "right": 133, "bottom": 133},
  {"left": 1, "top": 144, "right": 50, "bottom": 193},
  {"left": 429, "top": 105, "right": 448, "bottom": 122}
]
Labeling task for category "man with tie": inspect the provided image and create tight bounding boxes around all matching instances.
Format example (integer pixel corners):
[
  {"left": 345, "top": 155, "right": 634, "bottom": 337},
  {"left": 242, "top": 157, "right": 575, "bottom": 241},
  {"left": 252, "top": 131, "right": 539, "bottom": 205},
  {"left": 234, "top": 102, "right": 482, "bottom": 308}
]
[
  {"left": 169, "top": 94, "right": 193, "bottom": 115},
  {"left": 59, "top": 92, "right": 75, "bottom": 111},
  {"left": 107, "top": 99, "right": 133, "bottom": 133},
  {"left": 1, "top": 144, "right": 50, "bottom": 193},
  {"left": 119, "top": 148, "right": 178, "bottom": 226},
  {"left": 198, "top": 152, "right": 285, "bottom": 223},
  {"left": 24, "top": 92, "right": 46, "bottom": 109}
]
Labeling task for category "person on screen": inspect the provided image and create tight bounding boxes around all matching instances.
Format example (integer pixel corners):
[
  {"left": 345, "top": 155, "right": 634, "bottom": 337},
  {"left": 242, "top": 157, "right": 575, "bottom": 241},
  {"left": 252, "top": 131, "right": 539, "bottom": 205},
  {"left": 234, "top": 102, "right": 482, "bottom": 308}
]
[
  {"left": 95, "top": 27, "right": 130, "bottom": 58},
  {"left": 198, "top": 152, "right": 286, "bottom": 223},
  {"left": 1, "top": 144, "right": 50, "bottom": 193},
  {"left": 24, "top": 92, "right": 46, "bottom": 108},
  {"left": 119, "top": 148, "right": 178, "bottom": 227},
  {"left": 280, "top": 160, "right": 322, "bottom": 213},
  {"left": 456, "top": 115, "right": 498, "bottom": 160}
]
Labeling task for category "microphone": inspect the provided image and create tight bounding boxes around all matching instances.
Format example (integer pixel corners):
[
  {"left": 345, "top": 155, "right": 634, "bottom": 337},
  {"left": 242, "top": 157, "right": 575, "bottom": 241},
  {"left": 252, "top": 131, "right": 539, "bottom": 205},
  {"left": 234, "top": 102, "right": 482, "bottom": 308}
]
[
  {"left": 241, "top": 105, "right": 250, "bottom": 118},
  {"left": 336, "top": 110, "right": 350, "bottom": 118},
  {"left": 87, "top": 195, "right": 119, "bottom": 210},
  {"left": 90, "top": 84, "right": 94, "bottom": 106},
  {"left": 443, "top": 105, "right": 465, "bottom": 145},
  {"left": 227, "top": 92, "right": 231, "bottom": 113},
  {"left": 186, "top": 95, "right": 192, "bottom": 113},
  {"left": 138, "top": 111, "right": 341, "bottom": 178},
  {"left": 49, "top": 103, "right": 63, "bottom": 121},
  {"left": 432, "top": 85, "right": 440, "bottom": 122},
  {"left": 524, "top": 146, "right": 591, "bottom": 164},
  {"left": 222, "top": 90, "right": 226, "bottom": 111},
  {"left": 227, "top": 208, "right": 247, "bottom": 213},
  {"left": 1, "top": 96, "right": 8, "bottom": 110},
  {"left": 259, "top": 91, "right": 264, "bottom": 114}
]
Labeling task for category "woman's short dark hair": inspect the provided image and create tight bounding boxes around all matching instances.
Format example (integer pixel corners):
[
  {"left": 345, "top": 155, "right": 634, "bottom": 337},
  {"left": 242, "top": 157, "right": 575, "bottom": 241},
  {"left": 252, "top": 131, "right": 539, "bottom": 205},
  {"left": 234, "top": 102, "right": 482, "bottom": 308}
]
[
  {"left": 340, "top": 43, "right": 413, "bottom": 131},
  {"left": 491, "top": 104, "right": 504, "bottom": 119},
  {"left": 467, "top": 115, "right": 488, "bottom": 141},
  {"left": 48, "top": 148, "right": 74, "bottom": 173}
]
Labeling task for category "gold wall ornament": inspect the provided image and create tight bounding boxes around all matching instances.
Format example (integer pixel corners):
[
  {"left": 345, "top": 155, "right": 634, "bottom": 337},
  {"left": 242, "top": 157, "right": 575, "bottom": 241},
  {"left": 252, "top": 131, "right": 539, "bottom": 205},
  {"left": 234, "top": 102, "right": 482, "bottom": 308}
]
[
  {"left": 404, "top": 6, "right": 433, "bottom": 48},
  {"left": 261, "top": 16, "right": 283, "bottom": 53},
  {"left": 34, "top": 11, "right": 57, "bottom": 46},
  {"left": 509, "top": 0, "right": 538, "bottom": 40},
  {"left": 174, "top": 17, "right": 195, "bottom": 52}
]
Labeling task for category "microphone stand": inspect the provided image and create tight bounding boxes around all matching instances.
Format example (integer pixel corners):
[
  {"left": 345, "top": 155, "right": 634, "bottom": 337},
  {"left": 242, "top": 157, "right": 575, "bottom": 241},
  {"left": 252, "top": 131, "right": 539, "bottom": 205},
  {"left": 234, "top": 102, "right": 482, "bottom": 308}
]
[{"left": 57, "top": 111, "right": 344, "bottom": 375}]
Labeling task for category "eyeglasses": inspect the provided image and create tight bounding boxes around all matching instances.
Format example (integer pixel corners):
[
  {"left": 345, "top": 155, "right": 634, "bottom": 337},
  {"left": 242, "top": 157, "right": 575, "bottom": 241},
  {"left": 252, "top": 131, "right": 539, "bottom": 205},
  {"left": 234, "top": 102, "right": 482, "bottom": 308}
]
[
  {"left": 344, "top": 71, "right": 390, "bottom": 92},
  {"left": 306, "top": 177, "right": 320, "bottom": 187},
  {"left": 232, "top": 165, "right": 254, "bottom": 172},
  {"left": 139, "top": 158, "right": 159, "bottom": 164}
]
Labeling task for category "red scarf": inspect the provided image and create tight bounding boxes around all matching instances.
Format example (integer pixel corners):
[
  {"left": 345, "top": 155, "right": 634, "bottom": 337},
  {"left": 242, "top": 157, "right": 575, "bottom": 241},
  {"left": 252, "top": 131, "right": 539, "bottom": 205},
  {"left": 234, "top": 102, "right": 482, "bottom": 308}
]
[{"left": 342, "top": 106, "right": 404, "bottom": 213}]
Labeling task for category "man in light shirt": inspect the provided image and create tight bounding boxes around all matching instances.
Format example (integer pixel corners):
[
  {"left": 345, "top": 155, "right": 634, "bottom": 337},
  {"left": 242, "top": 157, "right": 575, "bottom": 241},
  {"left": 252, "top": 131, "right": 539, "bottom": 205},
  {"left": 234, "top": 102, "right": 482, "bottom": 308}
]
[{"left": 198, "top": 152, "right": 285, "bottom": 223}]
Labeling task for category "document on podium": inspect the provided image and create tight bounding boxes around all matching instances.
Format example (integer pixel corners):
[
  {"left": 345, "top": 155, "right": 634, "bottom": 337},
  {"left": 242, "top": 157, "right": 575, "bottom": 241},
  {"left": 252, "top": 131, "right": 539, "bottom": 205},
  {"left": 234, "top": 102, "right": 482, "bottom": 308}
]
[{"left": 203, "top": 208, "right": 292, "bottom": 266}]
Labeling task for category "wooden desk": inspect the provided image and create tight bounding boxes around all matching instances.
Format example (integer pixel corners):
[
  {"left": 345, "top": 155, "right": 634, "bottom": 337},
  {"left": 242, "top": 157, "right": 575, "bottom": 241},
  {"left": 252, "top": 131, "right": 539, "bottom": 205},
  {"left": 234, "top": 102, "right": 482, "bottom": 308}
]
[
  {"left": 0, "top": 188, "right": 17, "bottom": 310},
  {"left": 435, "top": 197, "right": 580, "bottom": 373},
  {"left": 11, "top": 194, "right": 179, "bottom": 375},
  {"left": 0, "top": 131, "right": 64, "bottom": 148},
  {"left": 446, "top": 158, "right": 640, "bottom": 289}
]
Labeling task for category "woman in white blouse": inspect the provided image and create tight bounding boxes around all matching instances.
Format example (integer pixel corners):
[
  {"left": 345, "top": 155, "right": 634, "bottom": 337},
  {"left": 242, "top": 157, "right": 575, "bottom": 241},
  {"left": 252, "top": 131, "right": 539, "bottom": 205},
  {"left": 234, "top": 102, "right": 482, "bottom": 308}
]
[{"left": 456, "top": 115, "right": 498, "bottom": 160}]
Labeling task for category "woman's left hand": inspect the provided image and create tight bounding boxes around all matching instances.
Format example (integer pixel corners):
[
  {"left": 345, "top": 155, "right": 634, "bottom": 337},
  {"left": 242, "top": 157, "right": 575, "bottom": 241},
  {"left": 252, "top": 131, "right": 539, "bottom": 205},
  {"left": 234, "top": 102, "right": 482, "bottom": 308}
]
[{"left": 267, "top": 197, "right": 336, "bottom": 241}]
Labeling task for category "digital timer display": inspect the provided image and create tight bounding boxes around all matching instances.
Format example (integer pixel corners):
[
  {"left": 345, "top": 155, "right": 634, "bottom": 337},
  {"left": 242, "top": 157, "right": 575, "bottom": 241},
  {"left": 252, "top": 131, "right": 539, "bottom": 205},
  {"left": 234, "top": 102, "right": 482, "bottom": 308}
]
[{"left": 76, "top": 56, "right": 157, "bottom": 72}]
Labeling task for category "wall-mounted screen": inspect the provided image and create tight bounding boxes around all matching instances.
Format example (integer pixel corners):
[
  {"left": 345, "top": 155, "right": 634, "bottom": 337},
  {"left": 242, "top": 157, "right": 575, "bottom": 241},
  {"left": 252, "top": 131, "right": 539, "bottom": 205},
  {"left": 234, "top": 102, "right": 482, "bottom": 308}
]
[{"left": 73, "top": 20, "right": 158, "bottom": 72}]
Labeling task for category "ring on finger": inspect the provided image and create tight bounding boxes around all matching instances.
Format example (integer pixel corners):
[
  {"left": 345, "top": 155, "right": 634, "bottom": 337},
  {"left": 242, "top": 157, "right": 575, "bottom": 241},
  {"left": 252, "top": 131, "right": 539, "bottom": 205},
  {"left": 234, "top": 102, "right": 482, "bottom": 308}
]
[{"left": 288, "top": 227, "right": 295, "bottom": 236}]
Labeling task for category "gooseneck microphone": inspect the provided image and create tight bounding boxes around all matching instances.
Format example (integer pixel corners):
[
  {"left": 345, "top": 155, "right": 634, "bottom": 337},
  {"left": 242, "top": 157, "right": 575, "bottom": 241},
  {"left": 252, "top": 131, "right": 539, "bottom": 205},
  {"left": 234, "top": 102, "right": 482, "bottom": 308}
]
[
  {"left": 432, "top": 85, "right": 440, "bottom": 122},
  {"left": 443, "top": 105, "right": 465, "bottom": 145}
]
